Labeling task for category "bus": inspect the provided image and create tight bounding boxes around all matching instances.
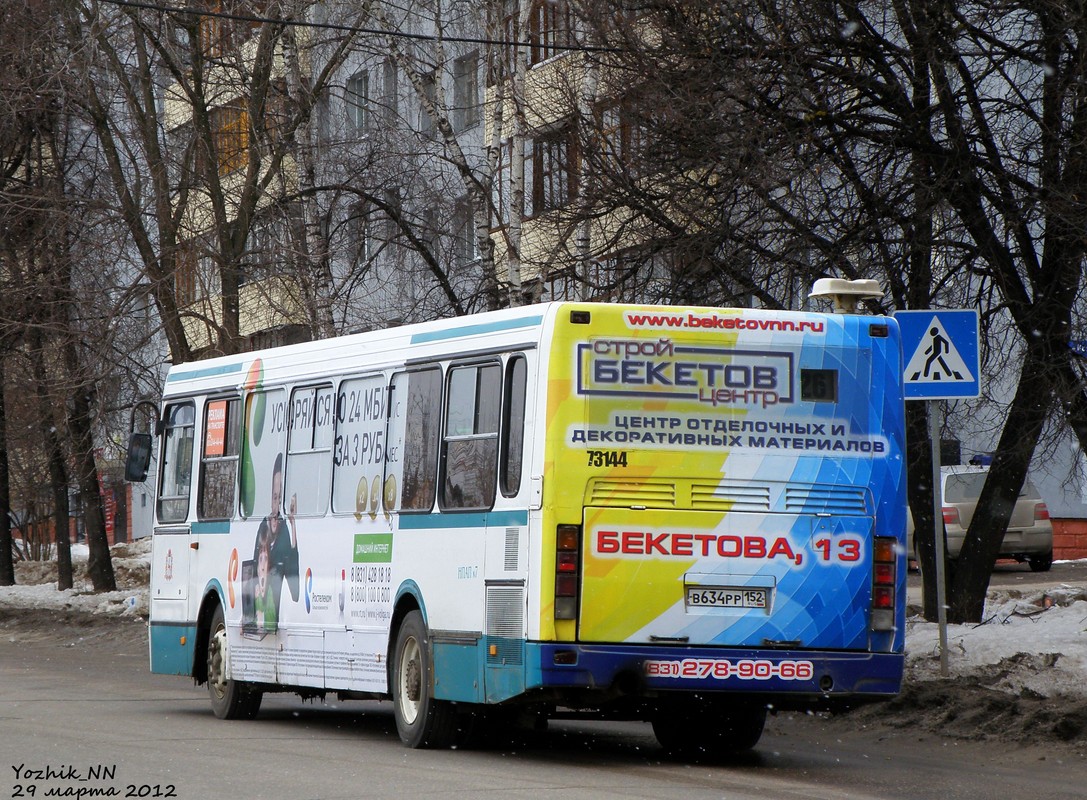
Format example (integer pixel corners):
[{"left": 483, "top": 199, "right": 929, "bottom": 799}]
[{"left": 129, "top": 300, "right": 907, "bottom": 757}]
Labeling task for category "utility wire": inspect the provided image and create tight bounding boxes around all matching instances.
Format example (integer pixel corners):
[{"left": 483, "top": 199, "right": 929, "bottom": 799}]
[{"left": 97, "top": 0, "right": 626, "bottom": 54}]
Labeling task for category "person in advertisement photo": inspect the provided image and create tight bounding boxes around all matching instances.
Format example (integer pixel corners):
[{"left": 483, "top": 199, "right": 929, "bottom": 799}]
[{"left": 247, "top": 452, "right": 299, "bottom": 634}]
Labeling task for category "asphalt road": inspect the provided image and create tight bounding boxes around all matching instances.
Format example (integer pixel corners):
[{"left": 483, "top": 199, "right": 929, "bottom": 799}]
[{"left": 2, "top": 611, "right": 1086, "bottom": 800}]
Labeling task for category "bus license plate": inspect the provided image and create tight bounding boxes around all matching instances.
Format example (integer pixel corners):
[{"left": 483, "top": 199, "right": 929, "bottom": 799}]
[{"left": 686, "top": 587, "right": 768, "bottom": 609}]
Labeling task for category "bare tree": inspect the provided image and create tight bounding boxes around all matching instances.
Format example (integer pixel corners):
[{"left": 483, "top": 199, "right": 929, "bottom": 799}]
[{"left": 563, "top": 0, "right": 1087, "bottom": 622}]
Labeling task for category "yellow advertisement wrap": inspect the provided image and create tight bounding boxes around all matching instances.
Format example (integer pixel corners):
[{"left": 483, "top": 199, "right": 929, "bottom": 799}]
[{"left": 541, "top": 303, "right": 899, "bottom": 652}]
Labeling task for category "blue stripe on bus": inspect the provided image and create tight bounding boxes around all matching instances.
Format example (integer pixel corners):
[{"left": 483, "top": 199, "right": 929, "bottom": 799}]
[
  {"left": 192, "top": 521, "right": 231, "bottom": 535},
  {"left": 397, "top": 509, "right": 529, "bottom": 530},
  {"left": 409, "top": 315, "right": 543, "bottom": 344},
  {"left": 166, "top": 363, "right": 245, "bottom": 384}
]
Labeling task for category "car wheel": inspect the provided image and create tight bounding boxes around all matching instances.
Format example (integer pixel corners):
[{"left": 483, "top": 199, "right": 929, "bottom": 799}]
[{"left": 1028, "top": 551, "right": 1053, "bottom": 572}]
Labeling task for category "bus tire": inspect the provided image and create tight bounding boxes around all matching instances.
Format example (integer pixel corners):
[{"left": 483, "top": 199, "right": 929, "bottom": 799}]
[
  {"left": 392, "top": 610, "right": 457, "bottom": 748},
  {"left": 652, "top": 701, "right": 766, "bottom": 760},
  {"left": 206, "top": 605, "right": 262, "bottom": 720}
]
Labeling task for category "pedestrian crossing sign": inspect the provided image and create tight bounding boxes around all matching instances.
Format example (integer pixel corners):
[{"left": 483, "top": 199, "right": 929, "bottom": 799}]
[{"left": 893, "top": 309, "right": 980, "bottom": 399}]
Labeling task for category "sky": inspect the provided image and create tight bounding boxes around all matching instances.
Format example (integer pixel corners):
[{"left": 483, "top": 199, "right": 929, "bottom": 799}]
[{"left": 2, "top": 540, "right": 1085, "bottom": 700}]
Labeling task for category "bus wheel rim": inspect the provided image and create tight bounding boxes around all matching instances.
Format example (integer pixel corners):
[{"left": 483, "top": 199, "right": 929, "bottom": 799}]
[{"left": 398, "top": 636, "right": 421, "bottom": 724}]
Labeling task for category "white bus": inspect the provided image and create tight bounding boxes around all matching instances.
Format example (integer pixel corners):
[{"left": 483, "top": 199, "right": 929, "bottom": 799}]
[{"left": 131, "top": 300, "right": 907, "bottom": 756}]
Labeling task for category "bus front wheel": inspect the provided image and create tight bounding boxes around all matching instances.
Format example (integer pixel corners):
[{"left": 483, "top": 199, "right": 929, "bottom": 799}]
[
  {"left": 206, "top": 605, "right": 262, "bottom": 720},
  {"left": 392, "top": 610, "right": 457, "bottom": 748}
]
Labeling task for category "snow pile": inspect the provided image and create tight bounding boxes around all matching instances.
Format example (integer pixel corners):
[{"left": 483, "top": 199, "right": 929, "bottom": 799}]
[
  {"left": 905, "top": 585, "right": 1087, "bottom": 699},
  {"left": 1, "top": 537, "right": 151, "bottom": 618}
]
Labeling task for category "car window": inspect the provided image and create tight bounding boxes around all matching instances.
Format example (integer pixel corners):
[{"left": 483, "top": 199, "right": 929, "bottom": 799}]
[
  {"left": 944, "top": 473, "right": 985, "bottom": 502},
  {"left": 944, "top": 471, "right": 1040, "bottom": 502}
]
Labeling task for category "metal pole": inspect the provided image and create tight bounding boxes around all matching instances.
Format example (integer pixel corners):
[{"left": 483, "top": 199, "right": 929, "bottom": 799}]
[{"left": 928, "top": 399, "right": 949, "bottom": 676}]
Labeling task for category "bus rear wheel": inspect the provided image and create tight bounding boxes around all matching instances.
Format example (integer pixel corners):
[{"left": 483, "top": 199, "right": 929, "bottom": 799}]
[
  {"left": 392, "top": 610, "right": 457, "bottom": 748},
  {"left": 206, "top": 605, "right": 262, "bottom": 720},
  {"left": 652, "top": 700, "right": 766, "bottom": 760}
]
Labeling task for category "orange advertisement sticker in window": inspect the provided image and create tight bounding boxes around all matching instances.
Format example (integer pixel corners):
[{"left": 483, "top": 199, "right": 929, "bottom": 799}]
[{"left": 206, "top": 400, "right": 228, "bottom": 457}]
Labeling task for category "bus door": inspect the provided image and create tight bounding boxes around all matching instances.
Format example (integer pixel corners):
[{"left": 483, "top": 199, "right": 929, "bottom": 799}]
[
  {"left": 149, "top": 401, "right": 196, "bottom": 674},
  {"left": 578, "top": 501, "right": 874, "bottom": 651}
]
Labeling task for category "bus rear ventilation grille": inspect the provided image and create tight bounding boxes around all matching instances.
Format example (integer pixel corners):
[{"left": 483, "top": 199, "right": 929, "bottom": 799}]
[
  {"left": 586, "top": 480, "right": 676, "bottom": 508},
  {"left": 691, "top": 482, "right": 772, "bottom": 511},
  {"left": 784, "top": 486, "right": 869, "bottom": 514}
]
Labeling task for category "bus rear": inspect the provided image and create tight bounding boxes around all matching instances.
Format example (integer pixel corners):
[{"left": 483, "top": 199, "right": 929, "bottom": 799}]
[{"left": 533, "top": 303, "right": 905, "bottom": 754}]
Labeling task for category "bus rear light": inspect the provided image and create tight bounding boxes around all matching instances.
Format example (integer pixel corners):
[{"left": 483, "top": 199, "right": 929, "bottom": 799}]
[
  {"left": 870, "top": 536, "right": 897, "bottom": 632},
  {"left": 872, "top": 586, "right": 894, "bottom": 609},
  {"left": 874, "top": 563, "right": 894, "bottom": 585},
  {"left": 557, "top": 552, "right": 578, "bottom": 572},
  {"left": 555, "top": 524, "right": 581, "bottom": 620},
  {"left": 555, "top": 574, "right": 578, "bottom": 596},
  {"left": 1035, "top": 503, "right": 1050, "bottom": 521}
]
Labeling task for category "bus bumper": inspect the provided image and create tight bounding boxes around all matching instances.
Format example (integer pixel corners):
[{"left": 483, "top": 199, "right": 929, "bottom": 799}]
[{"left": 525, "top": 643, "right": 903, "bottom": 708}]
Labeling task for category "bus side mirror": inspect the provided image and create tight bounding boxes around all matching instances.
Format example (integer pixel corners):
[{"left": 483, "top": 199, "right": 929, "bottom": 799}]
[{"left": 125, "top": 432, "right": 154, "bottom": 482}]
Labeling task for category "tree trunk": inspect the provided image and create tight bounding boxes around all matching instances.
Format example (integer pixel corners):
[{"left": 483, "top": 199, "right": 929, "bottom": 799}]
[
  {"left": 947, "top": 346, "right": 1052, "bottom": 622},
  {"left": 69, "top": 380, "right": 115, "bottom": 592},
  {"left": 905, "top": 401, "right": 944, "bottom": 621},
  {"left": 0, "top": 357, "right": 13, "bottom": 586}
]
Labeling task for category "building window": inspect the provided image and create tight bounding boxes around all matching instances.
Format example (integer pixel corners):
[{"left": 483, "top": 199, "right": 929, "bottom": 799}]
[
  {"left": 346, "top": 70, "right": 368, "bottom": 132},
  {"left": 383, "top": 187, "right": 401, "bottom": 240},
  {"left": 419, "top": 71, "right": 437, "bottom": 137},
  {"left": 198, "top": 1, "right": 268, "bottom": 58},
  {"left": 528, "top": 0, "right": 574, "bottom": 66},
  {"left": 453, "top": 51, "right": 480, "bottom": 132},
  {"left": 454, "top": 199, "right": 479, "bottom": 266},
  {"left": 212, "top": 101, "right": 249, "bottom": 176},
  {"left": 175, "top": 241, "right": 199, "bottom": 306},
  {"left": 496, "top": 0, "right": 575, "bottom": 80},
  {"left": 382, "top": 57, "right": 399, "bottom": 124},
  {"left": 598, "top": 102, "right": 643, "bottom": 173},
  {"left": 532, "top": 125, "right": 576, "bottom": 213},
  {"left": 347, "top": 201, "right": 370, "bottom": 267}
]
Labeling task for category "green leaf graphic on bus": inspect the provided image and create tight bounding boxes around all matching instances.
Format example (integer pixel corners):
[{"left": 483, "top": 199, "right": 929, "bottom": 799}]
[{"left": 240, "top": 359, "right": 264, "bottom": 517}]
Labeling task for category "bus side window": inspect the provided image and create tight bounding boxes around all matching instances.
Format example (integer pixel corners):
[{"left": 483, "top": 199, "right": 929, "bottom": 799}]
[
  {"left": 333, "top": 375, "right": 388, "bottom": 515},
  {"left": 500, "top": 355, "right": 527, "bottom": 496},
  {"left": 388, "top": 368, "right": 442, "bottom": 512},
  {"left": 198, "top": 397, "right": 241, "bottom": 520},
  {"left": 441, "top": 363, "right": 501, "bottom": 510},
  {"left": 286, "top": 385, "right": 334, "bottom": 516},
  {"left": 158, "top": 402, "right": 195, "bottom": 523}
]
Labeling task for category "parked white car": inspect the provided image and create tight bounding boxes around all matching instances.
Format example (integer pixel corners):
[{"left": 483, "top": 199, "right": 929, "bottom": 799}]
[{"left": 907, "top": 465, "right": 1053, "bottom": 572}]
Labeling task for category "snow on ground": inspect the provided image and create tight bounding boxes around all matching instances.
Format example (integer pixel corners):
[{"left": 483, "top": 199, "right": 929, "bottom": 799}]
[
  {"left": 1, "top": 538, "right": 151, "bottom": 619},
  {"left": 2, "top": 541, "right": 1086, "bottom": 705},
  {"left": 905, "top": 582, "right": 1087, "bottom": 699}
]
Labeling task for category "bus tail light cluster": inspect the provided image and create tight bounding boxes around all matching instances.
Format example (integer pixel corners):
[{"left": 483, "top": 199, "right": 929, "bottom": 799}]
[
  {"left": 555, "top": 524, "right": 580, "bottom": 620},
  {"left": 870, "top": 537, "right": 896, "bottom": 631}
]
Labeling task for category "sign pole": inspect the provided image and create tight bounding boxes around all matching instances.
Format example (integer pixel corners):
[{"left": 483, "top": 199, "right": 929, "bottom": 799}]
[
  {"left": 895, "top": 308, "right": 979, "bottom": 680},
  {"left": 928, "top": 400, "right": 949, "bottom": 677}
]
